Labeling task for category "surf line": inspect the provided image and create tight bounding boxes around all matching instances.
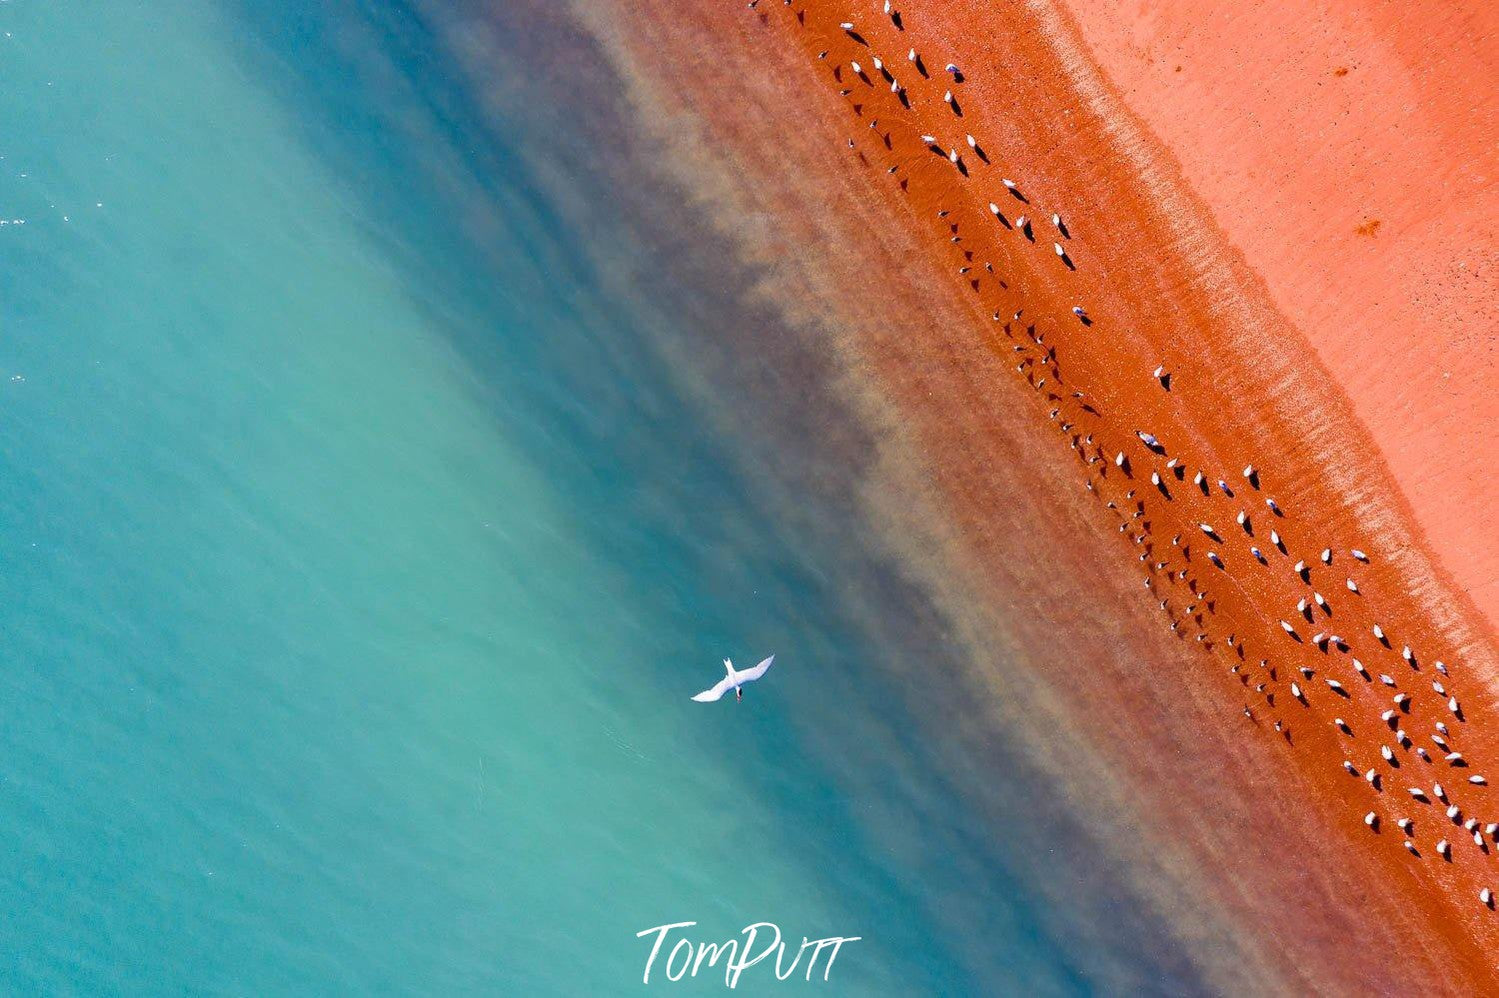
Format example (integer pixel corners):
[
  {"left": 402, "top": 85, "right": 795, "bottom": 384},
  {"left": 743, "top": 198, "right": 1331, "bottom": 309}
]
[{"left": 636, "top": 921, "right": 861, "bottom": 988}]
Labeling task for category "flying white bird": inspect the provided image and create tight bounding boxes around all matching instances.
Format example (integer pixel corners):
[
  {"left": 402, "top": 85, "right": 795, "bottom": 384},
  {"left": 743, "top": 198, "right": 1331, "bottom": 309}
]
[{"left": 692, "top": 655, "right": 775, "bottom": 703}]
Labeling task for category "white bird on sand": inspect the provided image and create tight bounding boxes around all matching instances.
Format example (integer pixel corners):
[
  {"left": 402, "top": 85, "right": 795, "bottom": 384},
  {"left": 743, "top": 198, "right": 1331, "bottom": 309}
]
[{"left": 692, "top": 655, "right": 775, "bottom": 702}]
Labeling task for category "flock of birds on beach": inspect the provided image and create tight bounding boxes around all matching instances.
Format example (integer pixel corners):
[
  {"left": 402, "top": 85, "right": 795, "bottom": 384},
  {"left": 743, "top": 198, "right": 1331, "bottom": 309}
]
[{"left": 744, "top": 0, "right": 1496, "bottom": 912}]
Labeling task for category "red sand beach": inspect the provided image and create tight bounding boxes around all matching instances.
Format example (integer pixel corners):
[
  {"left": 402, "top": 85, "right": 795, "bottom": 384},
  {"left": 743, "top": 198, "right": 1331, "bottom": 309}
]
[
  {"left": 1063, "top": 0, "right": 1499, "bottom": 627},
  {"left": 578, "top": 0, "right": 1499, "bottom": 989}
]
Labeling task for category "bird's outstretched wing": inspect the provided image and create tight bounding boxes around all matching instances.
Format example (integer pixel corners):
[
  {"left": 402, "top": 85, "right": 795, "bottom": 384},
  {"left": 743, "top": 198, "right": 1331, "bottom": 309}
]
[
  {"left": 691, "top": 675, "right": 735, "bottom": 702},
  {"left": 737, "top": 655, "right": 775, "bottom": 683}
]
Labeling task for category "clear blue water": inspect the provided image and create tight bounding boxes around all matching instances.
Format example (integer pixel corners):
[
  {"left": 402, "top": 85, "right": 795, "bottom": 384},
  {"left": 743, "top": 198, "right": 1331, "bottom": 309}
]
[{"left": 0, "top": 1, "right": 1201, "bottom": 993}]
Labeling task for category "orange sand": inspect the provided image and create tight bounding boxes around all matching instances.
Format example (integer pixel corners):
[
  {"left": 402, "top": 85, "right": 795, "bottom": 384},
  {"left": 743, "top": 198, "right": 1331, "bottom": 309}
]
[
  {"left": 1060, "top": 0, "right": 1499, "bottom": 628},
  {"left": 576, "top": 0, "right": 1499, "bottom": 989}
]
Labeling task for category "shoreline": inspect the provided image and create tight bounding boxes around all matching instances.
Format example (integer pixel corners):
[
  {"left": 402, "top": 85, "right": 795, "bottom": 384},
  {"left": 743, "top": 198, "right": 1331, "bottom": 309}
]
[{"left": 581, "top": 0, "right": 1499, "bottom": 988}]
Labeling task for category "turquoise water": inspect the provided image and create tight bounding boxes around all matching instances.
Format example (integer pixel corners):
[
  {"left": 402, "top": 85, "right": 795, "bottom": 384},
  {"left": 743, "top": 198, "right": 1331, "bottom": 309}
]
[{"left": 0, "top": 2, "right": 1201, "bottom": 993}]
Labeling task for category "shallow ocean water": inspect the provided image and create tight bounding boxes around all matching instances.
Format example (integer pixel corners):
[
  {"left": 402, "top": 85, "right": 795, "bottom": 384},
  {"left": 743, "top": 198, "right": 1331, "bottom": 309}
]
[{"left": 0, "top": 2, "right": 1201, "bottom": 993}]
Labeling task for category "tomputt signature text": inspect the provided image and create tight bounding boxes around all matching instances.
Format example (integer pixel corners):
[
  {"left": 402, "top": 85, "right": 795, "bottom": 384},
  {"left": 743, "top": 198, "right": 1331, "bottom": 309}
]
[{"left": 636, "top": 921, "right": 861, "bottom": 988}]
